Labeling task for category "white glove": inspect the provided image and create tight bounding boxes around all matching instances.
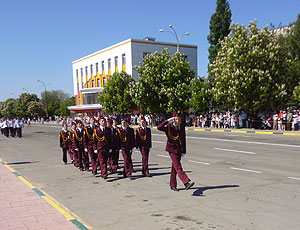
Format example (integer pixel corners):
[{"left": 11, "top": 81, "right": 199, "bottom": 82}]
[
  {"left": 168, "top": 117, "right": 174, "bottom": 124},
  {"left": 75, "top": 148, "right": 79, "bottom": 151},
  {"left": 84, "top": 148, "right": 88, "bottom": 152},
  {"left": 109, "top": 149, "right": 112, "bottom": 153},
  {"left": 94, "top": 150, "right": 98, "bottom": 154},
  {"left": 130, "top": 150, "right": 132, "bottom": 154},
  {"left": 181, "top": 153, "right": 186, "bottom": 157}
]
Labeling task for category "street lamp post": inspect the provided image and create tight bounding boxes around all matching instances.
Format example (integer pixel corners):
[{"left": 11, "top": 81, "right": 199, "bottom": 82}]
[
  {"left": 159, "top": 25, "right": 190, "bottom": 53},
  {"left": 37, "top": 80, "right": 48, "bottom": 118}
]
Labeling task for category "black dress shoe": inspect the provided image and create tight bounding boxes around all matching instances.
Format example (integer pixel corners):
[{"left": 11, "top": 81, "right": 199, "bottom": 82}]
[
  {"left": 145, "top": 174, "right": 152, "bottom": 177},
  {"left": 103, "top": 175, "right": 108, "bottom": 179},
  {"left": 92, "top": 172, "right": 97, "bottom": 175},
  {"left": 184, "top": 182, "right": 195, "bottom": 190},
  {"left": 171, "top": 187, "right": 179, "bottom": 192}
]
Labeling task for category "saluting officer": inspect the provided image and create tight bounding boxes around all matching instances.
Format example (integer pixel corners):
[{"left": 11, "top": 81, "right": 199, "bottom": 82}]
[
  {"left": 136, "top": 116, "right": 152, "bottom": 177},
  {"left": 157, "top": 112, "right": 194, "bottom": 192},
  {"left": 84, "top": 116, "right": 97, "bottom": 175},
  {"left": 93, "top": 116, "right": 112, "bottom": 179},
  {"left": 73, "top": 120, "right": 85, "bottom": 171},
  {"left": 59, "top": 122, "right": 70, "bottom": 165},
  {"left": 117, "top": 117, "right": 135, "bottom": 178}
]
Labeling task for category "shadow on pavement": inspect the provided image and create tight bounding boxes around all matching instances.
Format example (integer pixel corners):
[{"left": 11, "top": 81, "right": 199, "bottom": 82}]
[
  {"left": 7, "top": 161, "right": 39, "bottom": 165},
  {"left": 189, "top": 185, "right": 240, "bottom": 196}
]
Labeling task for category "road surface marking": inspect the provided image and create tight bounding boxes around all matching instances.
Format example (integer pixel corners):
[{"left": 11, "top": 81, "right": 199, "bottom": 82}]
[
  {"left": 230, "top": 167, "right": 262, "bottom": 174},
  {"left": 188, "top": 160, "right": 210, "bottom": 165},
  {"left": 157, "top": 154, "right": 169, "bottom": 158},
  {"left": 152, "top": 134, "right": 300, "bottom": 148},
  {"left": 214, "top": 148, "right": 256, "bottom": 155},
  {"left": 288, "top": 177, "right": 300, "bottom": 181}
]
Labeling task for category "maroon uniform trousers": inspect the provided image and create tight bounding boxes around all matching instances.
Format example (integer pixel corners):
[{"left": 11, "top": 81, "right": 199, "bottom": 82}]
[
  {"left": 73, "top": 128, "right": 84, "bottom": 170},
  {"left": 108, "top": 127, "right": 120, "bottom": 171},
  {"left": 84, "top": 126, "right": 97, "bottom": 173},
  {"left": 117, "top": 127, "right": 135, "bottom": 177},
  {"left": 136, "top": 127, "right": 152, "bottom": 175},
  {"left": 93, "top": 126, "right": 111, "bottom": 177},
  {"left": 157, "top": 120, "right": 191, "bottom": 187},
  {"left": 59, "top": 130, "right": 72, "bottom": 163},
  {"left": 67, "top": 131, "right": 74, "bottom": 161}
]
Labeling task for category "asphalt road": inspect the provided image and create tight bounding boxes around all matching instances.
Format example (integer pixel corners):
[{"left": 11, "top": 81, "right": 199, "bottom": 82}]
[{"left": 0, "top": 124, "right": 299, "bottom": 230}]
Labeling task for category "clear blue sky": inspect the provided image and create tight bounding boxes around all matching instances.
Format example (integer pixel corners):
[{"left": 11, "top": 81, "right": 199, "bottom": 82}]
[{"left": 0, "top": 0, "right": 299, "bottom": 101}]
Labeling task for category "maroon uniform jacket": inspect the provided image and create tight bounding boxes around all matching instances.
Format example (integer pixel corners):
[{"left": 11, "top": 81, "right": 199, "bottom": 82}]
[
  {"left": 59, "top": 129, "right": 69, "bottom": 149},
  {"left": 93, "top": 126, "right": 112, "bottom": 151},
  {"left": 116, "top": 127, "right": 135, "bottom": 150},
  {"left": 73, "top": 128, "right": 84, "bottom": 150},
  {"left": 84, "top": 125, "right": 94, "bottom": 148},
  {"left": 157, "top": 120, "right": 186, "bottom": 154},
  {"left": 108, "top": 127, "right": 120, "bottom": 150},
  {"left": 68, "top": 130, "right": 74, "bottom": 150},
  {"left": 135, "top": 127, "right": 152, "bottom": 149}
]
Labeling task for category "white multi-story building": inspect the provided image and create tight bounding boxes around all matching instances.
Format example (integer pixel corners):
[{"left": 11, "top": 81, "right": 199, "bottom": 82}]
[{"left": 68, "top": 38, "right": 197, "bottom": 115}]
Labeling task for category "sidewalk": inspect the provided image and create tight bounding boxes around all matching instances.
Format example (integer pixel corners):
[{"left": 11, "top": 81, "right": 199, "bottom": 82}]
[{"left": 0, "top": 160, "right": 88, "bottom": 230}]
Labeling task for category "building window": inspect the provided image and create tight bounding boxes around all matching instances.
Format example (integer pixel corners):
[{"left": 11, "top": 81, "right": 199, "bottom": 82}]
[
  {"left": 85, "top": 66, "right": 88, "bottom": 76},
  {"left": 77, "top": 83, "right": 79, "bottom": 92},
  {"left": 78, "top": 96, "right": 81, "bottom": 105},
  {"left": 86, "top": 82, "right": 89, "bottom": 88},
  {"left": 76, "top": 69, "right": 78, "bottom": 78},
  {"left": 108, "top": 59, "right": 111, "bottom": 69},
  {"left": 81, "top": 82, "right": 84, "bottom": 88},
  {"left": 97, "top": 78, "right": 100, "bottom": 87},
  {"left": 122, "top": 53, "right": 126, "bottom": 65},
  {"left": 101, "top": 61, "right": 105, "bottom": 72},
  {"left": 143, "top": 52, "right": 151, "bottom": 59},
  {"left": 103, "top": 77, "right": 106, "bottom": 86},
  {"left": 114, "top": 56, "right": 118, "bottom": 68},
  {"left": 81, "top": 68, "right": 83, "bottom": 77},
  {"left": 90, "top": 64, "right": 93, "bottom": 76},
  {"left": 92, "top": 80, "right": 94, "bottom": 87},
  {"left": 96, "top": 63, "right": 99, "bottom": 73}
]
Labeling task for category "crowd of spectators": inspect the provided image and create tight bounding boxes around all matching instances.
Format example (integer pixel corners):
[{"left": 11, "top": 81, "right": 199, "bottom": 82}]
[{"left": 52, "top": 110, "right": 300, "bottom": 132}]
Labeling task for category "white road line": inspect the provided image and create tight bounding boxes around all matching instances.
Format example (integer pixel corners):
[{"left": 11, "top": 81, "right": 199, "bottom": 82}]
[
  {"left": 157, "top": 154, "right": 169, "bottom": 158},
  {"left": 230, "top": 167, "right": 262, "bottom": 174},
  {"left": 214, "top": 148, "right": 256, "bottom": 155},
  {"left": 152, "top": 141, "right": 165, "bottom": 144},
  {"left": 152, "top": 134, "right": 300, "bottom": 148},
  {"left": 188, "top": 160, "right": 210, "bottom": 165},
  {"left": 225, "top": 134, "right": 239, "bottom": 137},
  {"left": 288, "top": 177, "right": 300, "bottom": 181}
]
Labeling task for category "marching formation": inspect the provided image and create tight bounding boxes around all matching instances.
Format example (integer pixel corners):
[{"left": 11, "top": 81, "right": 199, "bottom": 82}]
[
  {"left": 59, "top": 113, "right": 195, "bottom": 191},
  {"left": 0, "top": 118, "right": 23, "bottom": 138}
]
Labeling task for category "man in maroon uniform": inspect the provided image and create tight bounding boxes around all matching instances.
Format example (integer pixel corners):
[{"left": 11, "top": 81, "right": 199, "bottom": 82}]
[
  {"left": 157, "top": 112, "right": 194, "bottom": 191},
  {"left": 93, "top": 117, "right": 111, "bottom": 179},
  {"left": 59, "top": 122, "right": 71, "bottom": 165},
  {"left": 73, "top": 120, "right": 85, "bottom": 171},
  {"left": 68, "top": 122, "right": 76, "bottom": 165},
  {"left": 136, "top": 117, "right": 152, "bottom": 177},
  {"left": 84, "top": 117, "right": 97, "bottom": 175},
  {"left": 117, "top": 118, "right": 135, "bottom": 178},
  {"left": 107, "top": 119, "right": 120, "bottom": 173}
]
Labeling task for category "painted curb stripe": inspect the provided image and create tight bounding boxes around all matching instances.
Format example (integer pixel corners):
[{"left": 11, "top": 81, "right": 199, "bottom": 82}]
[
  {"left": 0, "top": 159, "right": 90, "bottom": 230},
  {"left": 32, "top": 188, "right": 45, "bottom": 196},
  {"left": 71, "top": 219, "right": 89, "bottom": 230}
]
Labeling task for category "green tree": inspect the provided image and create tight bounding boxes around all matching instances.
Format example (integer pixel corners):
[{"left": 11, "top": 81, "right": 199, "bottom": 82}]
[
  {"left": 189, "top": 77, "right": 211, "bottom": 112},
  {"left": 41, "top": 90, "right": 70, "bottom": 117},
  {"left": 129, "top": 49, "right": 195, "bottom": 114},
  {"left": 207, "top": 0, "right": 232, "bottom": 82},
  {"left": 57, "top": 97, "right": 75, "bottom": 117},
  {"left": 210, "top": 21, "right": 291, "bottom": 111},
  {"left": 27, "top": 101, "right": 44, "bottom": 118},
  {"left": 1, "top": 98, "right": 17, "bottom": 117},
  {"left": 99, "top": 72, "right": 136, "bottom": 114},
  {"left": 14, "top": 93, "right": 39, "bottom": 117}
]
